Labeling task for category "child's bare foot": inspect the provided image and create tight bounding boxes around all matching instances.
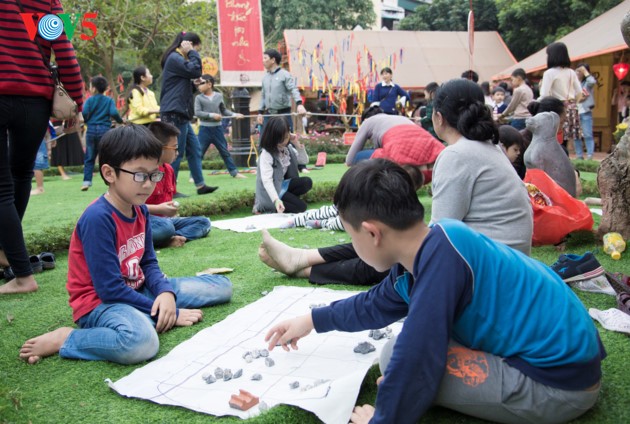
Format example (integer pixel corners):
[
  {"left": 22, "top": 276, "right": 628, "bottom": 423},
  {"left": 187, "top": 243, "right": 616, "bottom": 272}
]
[
  {"left": 261, "top": 229, "right": 308, "bottom": 275},
  {"left": 0, "top": 276, "right": 38, "bottom": 295},
  {"left": 61, "top": 175, "right": 72, "bottom": 180},
  {"left": 167, "top": 236, "right": 186, "bottom": 247},
  {"left": 234, "top": 173, "right": 247, "bottom": 179},
  {"left": 19, "top": 327, "right": 73, "bottom": 364},
  {"left": 30, "top": 187, "right": 44, "bottom": 195}
]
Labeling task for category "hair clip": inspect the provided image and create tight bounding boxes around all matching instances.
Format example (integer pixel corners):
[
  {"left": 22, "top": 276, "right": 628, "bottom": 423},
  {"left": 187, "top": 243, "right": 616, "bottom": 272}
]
[{"left": 182, "top": 31, "right": 187, "bottom": 35}]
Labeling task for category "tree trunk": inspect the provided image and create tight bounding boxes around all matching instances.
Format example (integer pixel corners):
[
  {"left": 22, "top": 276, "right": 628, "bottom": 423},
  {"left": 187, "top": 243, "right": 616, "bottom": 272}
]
[{"left": 597, "top": 128, "right": 630, "bottom": 239}]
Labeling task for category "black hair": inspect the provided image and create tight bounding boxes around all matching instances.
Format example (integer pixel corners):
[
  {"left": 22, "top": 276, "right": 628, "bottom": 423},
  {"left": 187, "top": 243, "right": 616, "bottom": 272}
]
[
  {"left": 433, "top": 79, "right": 499, "bottom": 144},
  {"left": 90, "top": 76, "right": 108, "bottom": 94},
  {"left": 425, "top": 82, "right": 439, "bottom": 95},
  {"left": 380, "top": 67, "right": 393, "bottom": 75},
  {"left": 498, "top": 125, "right": 524, "bottom": 149},
  {"left": 260, "top": 116, "right": 290, "bottom": 154},
  {"left": 527, "top": 96, "right": 565, "bottom": 117},
  {"left": 492, "top": 86, "right": 506, "bottom": 95},
  {"left": 511, "top": 68, "right": 526, "bottom": 79},
  {"left": 577, "top": 62, "right": 590, "bottom": 72},
  {"left": 498, "top": 81, "right": 510, "bottom": 93},
  {"left": 161, "top": 31, "right": 202, "bottom": 69},
  {"left": 622, "top": 81, "right": 630, "bottom": 87},
  {"left": 461, "top": 69, "right": 479, "bottom": 83},
  {"left": 480, "top": 81, "right": 490, "bottom": 96},
  {"left": 129, "top": 66, "right": 148, "bottom": 99},
  {"left": 263, "top": 49, "right": 282, "bottom": 65},
  {"left": 201, "top": 74, "right": 215, "bottom": 87},
  {"left": 400, "top": 164, "right": 425, "bottom": 191},
  {"left": 98, "top": 125, "right": 163, "bottom": 185},
  {"left": 148, "top": 121, "right": 180, "bottom": 146},
  {"left": 361, "top": 105, "right": 383, "bottom": 121},
  {"left": 334, "top": 159, "right": 425, "bottom": 231},
  {"left": 546, "top": 42, "right": 571, "bottom": 69}
]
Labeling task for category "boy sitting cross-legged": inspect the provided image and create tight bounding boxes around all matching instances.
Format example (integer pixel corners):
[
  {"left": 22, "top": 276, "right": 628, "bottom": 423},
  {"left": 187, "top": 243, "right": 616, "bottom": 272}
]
[
  {"left": 265, "top": 159, "right": 605, "bottom": 424},
  {"left": 146, "top": 122, "right": 212, "bottom": 248},
  {"left": 20, "top": 125, "right": 232, "bottom": 365}
]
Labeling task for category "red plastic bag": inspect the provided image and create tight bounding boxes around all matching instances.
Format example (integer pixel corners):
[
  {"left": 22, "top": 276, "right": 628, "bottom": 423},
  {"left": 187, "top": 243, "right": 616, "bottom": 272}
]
[{"left": 524, "top": 169, "right": 594, "bottom": 246}]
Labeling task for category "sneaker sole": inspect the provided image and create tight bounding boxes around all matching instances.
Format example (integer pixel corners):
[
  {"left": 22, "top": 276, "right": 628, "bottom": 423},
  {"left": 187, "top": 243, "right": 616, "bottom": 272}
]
[{"left": 562, "top": 266, "right": 605, "bottom": 282}]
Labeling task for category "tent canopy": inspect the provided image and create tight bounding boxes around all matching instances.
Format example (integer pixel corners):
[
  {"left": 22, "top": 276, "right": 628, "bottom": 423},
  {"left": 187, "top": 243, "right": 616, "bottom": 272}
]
[
  {"left": 284, "top": 29, "right": 517, "bottom": 90},
  {"left": 493, "top": 0, "right": 630, "bottom": 79}
]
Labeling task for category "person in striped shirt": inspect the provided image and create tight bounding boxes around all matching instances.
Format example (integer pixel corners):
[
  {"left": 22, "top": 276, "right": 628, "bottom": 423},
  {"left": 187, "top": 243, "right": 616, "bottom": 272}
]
[{"left": 0, "top": 0, "right": 83, "bottom": 295}]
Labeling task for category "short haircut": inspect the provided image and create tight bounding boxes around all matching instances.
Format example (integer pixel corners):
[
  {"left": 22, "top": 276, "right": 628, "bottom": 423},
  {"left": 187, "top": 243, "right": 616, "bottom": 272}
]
[
  {"left": 527, "top": 96, "right": 565, "bottom": 117},
  {"left": 380, "top": 67, "right": 393, "bottom": 75},
  {"left": 434, "top": 79, "right": 499, "bottom": 144},
  {"left": 260, "top": 116, "right": 289, "bottom": 154},
  {"left": 461, "top": 69, "right": 479, "bottom": 83},
  {"left": 511, "top": 68, "right": 526, "bottom": 79},
  {"left": 201, "top": 74, "right": 215, "bottom": 86},
  {"left": 90, "top": 76, "right": 108, "bottom": 93},
  {"left": 334, "top": 159, "right": 425, "bottom": 231},
  {"left": 499, "top": 125, "right": 524, "bottom": 149},
  {"left": 577, "top": 62, "right": 590, "bottom": 73},
  {"left": 148, "top": 121, "right": 180, "bottom": 146},
  {"left": 98, "top": 125, "right": 163, "bottom": 185},
  {"left": 480, "top": 81, "right": 490, "bottom": 96},
  {"left": 492, "top": 86, "right": 506, "bottom": 95},
  {"left": 424, "top": 82, "right": 439, "bottom": 95},
  {"left": 546, "top": 42, "right": 571, "bottom": 69},
  {"left": 361, "top": 105, "right": 383, "bottom": 121},
  {"left": 264, "top": 49, "right": 282, "bottom": 65},
  {"left": 400, "top": 164, "right": 425, "bottom": 191}
]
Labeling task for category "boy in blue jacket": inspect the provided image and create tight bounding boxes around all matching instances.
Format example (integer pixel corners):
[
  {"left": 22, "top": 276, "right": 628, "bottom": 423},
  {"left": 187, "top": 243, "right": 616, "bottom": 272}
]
[
  {"left": 20, "top": 125, "right": 232, "bottom": 365},
  {"left": 265, "top": 159, "right": 604, "bottom": 424},
  {"left": 81, "top": 76, "right": 123, "bottom": 191}
]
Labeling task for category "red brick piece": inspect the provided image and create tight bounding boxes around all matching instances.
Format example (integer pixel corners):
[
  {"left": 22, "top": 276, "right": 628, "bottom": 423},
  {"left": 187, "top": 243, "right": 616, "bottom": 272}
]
[{"left": 228, "top": 389, "right": 259, "bottom": 411}]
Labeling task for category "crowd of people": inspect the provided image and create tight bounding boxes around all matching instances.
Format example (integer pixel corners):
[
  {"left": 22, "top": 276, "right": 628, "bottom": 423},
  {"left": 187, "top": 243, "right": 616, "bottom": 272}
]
[{"left": 0, "top": 3, "right": 619, "bottom": 421}]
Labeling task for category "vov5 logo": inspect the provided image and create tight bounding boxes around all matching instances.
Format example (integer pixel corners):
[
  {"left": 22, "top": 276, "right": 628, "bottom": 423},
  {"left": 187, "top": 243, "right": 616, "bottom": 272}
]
[{"left": 20, "top": 12, "right": 98, "bottom": 41}]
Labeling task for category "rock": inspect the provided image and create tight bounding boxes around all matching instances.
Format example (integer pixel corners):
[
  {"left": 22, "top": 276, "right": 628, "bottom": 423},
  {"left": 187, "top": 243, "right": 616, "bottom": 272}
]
[
  {"left": 223, "top": 369, "right": 233, "bottom": 381},
  {"left": 353, "top": 341, "right": 376, "bottom": 354},
  {"left": 251, "top": 373, "right": 262, "bottom": 381},
  {"left": 289, "top": 381, "right": 300, "bottom": 389},
  {"left": 214, "top": 367, "right": 224, "bottom": 379},
  {"left": 265, "top": 357, "right": 275, "bottom": 367},
  {"left": 243, "top": 353, "right": 254, "bottom": 363},
  {"left": 258, "top": 349, "right": 269, "bottom": 357},
  {"left": 233, "top": 369, "right": 243, "bottom": 379},
  {"left": 204, "top": 375, "right": 216, "bottom": 384}
]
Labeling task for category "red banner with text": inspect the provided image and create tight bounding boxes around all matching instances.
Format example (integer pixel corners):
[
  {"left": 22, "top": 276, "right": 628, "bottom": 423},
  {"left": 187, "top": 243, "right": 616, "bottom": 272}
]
[{"left": 217, "top": 0, "right": 265, "bottom": 86}]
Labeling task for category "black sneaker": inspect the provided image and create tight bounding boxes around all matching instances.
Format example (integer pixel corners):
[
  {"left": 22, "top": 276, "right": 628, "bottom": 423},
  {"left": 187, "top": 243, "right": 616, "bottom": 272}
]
[
  {"left": 197, "top": 185, "right": 218, "bottom": 195},
  {"left": 173, "top": 192, "right": 189, "bottom": 198},
  {"left": 550, "top": 252, "right": 604, "bottom": 282}
]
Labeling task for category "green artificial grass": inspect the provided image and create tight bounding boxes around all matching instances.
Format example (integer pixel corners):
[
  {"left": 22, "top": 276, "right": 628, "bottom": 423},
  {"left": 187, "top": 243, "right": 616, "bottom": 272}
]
[{"left": 1, "top": 165, "right": 629, "bottom": 423}]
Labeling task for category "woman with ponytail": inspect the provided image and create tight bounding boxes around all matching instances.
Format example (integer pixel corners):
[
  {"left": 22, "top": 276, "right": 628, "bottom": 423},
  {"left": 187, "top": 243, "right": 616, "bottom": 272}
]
[
  {"left": 160, "top": 31, "right": 217, "bottom": 195},
  {"left": 431, "top": 79, "right": 533, "bottom": 254}
]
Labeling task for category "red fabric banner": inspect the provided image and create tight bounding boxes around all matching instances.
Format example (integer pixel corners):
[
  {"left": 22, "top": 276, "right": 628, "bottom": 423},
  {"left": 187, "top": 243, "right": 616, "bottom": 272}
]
[{"left": 217, "top": 0, "right": 264, "bottom": 72}]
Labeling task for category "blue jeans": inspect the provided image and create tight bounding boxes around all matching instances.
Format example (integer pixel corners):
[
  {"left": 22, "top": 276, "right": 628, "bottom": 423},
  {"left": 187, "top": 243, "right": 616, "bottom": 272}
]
[
  {"left": 83, "top": 124, "right": 111, "bottom": 186},
  {"left": 510, "top": 118, "right": 526, "bottom": 131},
  {"left": 351, "top": 149, "right": 375, "bottom": 165},
  {"left": 59, "top": 275, "right": 232, "bottom": 364},
  {"left": 577, "top": 112, "right": 595, "bottom": 159},
  {"left": 198, "top": 126, "right": 238, "bottom": 176},
  {"left": 160, "top": 114, "right": 205, "bottom": 186},
  {"left": 150, "top": 215, "right": 211, "bottom": 247}
]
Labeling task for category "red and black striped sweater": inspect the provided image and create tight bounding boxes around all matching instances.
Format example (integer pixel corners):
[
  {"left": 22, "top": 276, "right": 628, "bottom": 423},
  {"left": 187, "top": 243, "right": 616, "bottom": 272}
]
[{"left": 0, "top": 0, "right": 83, "bottom": 110}]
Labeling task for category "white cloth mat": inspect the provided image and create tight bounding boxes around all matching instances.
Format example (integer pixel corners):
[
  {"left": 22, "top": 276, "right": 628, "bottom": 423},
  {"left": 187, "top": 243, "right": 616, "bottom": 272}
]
[
  {"left": 212, "top": 213, "right": 294, "bottom": 232},
  {"left": 108, "top": 286, "right": 401, "bottom": 423}
]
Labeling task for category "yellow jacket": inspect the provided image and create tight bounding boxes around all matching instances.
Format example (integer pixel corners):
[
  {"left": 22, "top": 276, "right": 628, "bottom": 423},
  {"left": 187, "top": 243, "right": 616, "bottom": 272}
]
[{"left": 128, "top": 87, "right": 159, "bottom": 124}]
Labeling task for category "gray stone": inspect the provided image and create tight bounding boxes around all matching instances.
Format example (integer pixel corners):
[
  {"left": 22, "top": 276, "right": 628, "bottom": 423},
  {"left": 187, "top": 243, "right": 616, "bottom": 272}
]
[
  {"left": 265, "top": 357, "right": 275, "bottom": 367},
  {"left": 223, "top": 369, "right": 233, "bottom": 381},
  {"left": 251, "top": 373, "right": 263, "bottom": 381},
  {"left": 289, "top": 381, "right": 300, "bottom": 389},
  {"left": 259, "top": 349, "right": 269, "bottom": 357},
  {"left": 204, "top": 375, "right": 216, "bottom": 384},
  {"left": 244, "top": 354, "right": 254, "bottom": 363},
  {"left": 233, "top": 369, "right": 243, "bottom": 379},
  {"left": 259, "top": 401, "right": 268, "bottom": 411},
  {"left": 214, "top": 367, "right": 224, "bottom": 379},
  {"left": 354, "top": 341, "right": 376, "bottom": 354}
]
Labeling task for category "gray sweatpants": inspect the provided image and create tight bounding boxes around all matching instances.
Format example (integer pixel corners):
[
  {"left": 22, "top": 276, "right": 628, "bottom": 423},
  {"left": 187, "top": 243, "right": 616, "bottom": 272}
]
[{"left": 379, "top": 338, "right": 600, "bottom": 424}]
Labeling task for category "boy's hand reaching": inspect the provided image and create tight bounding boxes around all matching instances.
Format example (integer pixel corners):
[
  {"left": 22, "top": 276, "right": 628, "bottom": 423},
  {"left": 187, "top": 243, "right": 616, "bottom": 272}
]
[
  {"left": 176, "top": 309, "right": 203, "bottom": 327},
  {"left": 152, "top": 292, "right": 177, "bottom": 333},
  {"left": 265, "top": 313, "right": 314, "bottom": 352}
]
